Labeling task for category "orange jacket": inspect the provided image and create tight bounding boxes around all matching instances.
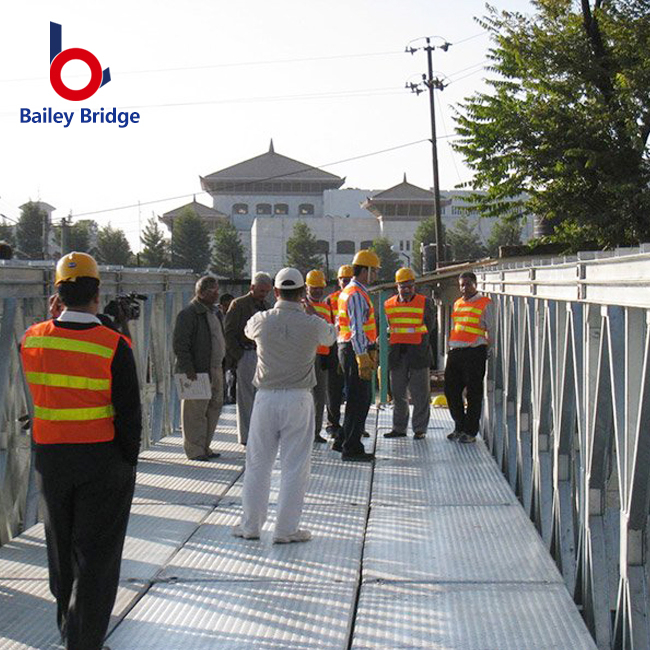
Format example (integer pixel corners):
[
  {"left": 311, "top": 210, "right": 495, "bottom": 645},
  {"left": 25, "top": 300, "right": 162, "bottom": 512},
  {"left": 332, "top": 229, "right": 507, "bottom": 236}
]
[
  {"left": 384, "top": 293, "right": 428, "bottom": 344},
  {"left": 21, "top": 320, "right": 122, "bottom": 444},
  {"left": 338, "top": 284, "right": 377, "bottom": 344},
  {"left": 310, "top": 300, "right": 333, "bottom": 355},
  {"left": 449, "top": 295, "right": 491, "bottom": 344}
]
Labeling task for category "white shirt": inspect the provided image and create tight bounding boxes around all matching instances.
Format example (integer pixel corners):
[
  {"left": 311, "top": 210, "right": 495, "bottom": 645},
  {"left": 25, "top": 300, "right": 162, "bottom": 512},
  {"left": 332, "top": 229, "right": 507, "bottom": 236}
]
[{"left": 245, "top": 300, "right": 336, "bottom": 390}]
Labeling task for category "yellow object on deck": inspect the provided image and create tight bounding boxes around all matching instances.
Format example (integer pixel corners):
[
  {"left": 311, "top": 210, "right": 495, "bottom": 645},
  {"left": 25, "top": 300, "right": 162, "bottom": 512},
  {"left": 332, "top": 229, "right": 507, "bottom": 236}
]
[{"left": 432, "top": 394, "right": 448, "bottom": 408}]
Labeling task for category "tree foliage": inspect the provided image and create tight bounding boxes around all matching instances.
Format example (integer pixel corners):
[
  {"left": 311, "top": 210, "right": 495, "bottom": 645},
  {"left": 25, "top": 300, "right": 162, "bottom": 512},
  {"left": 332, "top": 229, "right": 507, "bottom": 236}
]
[
  {"left": 96, "top": 225, "right": 133, "bottom": 266},
  {"left": 412, "top": 218, "right": 449, "bottom": 273},
  {"left": 453, "top": 0, "right": 650, "bottom": 249},
  {"left": 447, "top": 216, "right": 486, "bottom": 261},
  {"left": 172, "top": 208, "right": 210, "bottom": 273},
  {"left": 370, "top": 237, "right": 401, "bottom": 283},
  {"left": 486, "top": 216, "right": 523, "bottom": 257},
  {"left": 0, "top": 220, "right": 15, "bottom": 246},
  {"left": 140, "top": 217, "right": 168, "bottom": 268},
  {"left": 210, "top": 220, "right": 247, "bottom": 278},
  {"left": 285, "top": 221, "right": 322, "bottom": 276},
  {"left": 16, "top": 201, "right": 45, "bottom": 259}
]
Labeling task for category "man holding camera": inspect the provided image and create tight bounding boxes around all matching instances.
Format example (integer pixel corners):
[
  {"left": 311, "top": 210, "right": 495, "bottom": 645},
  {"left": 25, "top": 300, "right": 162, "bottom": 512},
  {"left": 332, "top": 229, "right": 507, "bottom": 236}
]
[{"left": 173, "top": 275, "right": 226, "bottom": 461}]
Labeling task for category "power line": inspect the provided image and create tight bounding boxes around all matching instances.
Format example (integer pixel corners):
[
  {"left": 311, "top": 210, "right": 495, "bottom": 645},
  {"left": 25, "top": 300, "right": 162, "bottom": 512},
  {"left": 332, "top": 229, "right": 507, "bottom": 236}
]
[
  {"left": 68, "top": 138, "right": 431, "bottom": 220},
  {"left": 452, "top": 31, "right": 488, "bottom": 45}
]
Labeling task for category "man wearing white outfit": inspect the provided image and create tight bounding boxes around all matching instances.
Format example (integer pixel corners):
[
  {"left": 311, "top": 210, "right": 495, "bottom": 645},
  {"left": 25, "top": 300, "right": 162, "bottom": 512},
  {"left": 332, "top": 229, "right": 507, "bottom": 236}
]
[{"left": 232, "top": 268, "right": 337, "bottom": 544}]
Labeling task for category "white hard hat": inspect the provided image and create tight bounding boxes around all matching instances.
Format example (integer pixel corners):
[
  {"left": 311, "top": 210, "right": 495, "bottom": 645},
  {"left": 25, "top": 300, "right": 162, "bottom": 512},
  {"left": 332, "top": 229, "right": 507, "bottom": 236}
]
[{"left": 274, "top": 267, "right": 304, "bottom": 289}]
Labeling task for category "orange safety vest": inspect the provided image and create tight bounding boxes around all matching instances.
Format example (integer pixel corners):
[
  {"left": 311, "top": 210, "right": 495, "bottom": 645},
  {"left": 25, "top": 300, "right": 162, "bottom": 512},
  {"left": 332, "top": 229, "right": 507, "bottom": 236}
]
[
  {"left": 310, "top": 300, "right": 333, "bottom": 355},
  {"left": 384, "top": 293, "right": 428, "bottom": 345},
  {"left": 449, "top": 295, "right": 491, "bottom": 344},
  {"left": 20, "top": 320, "right": 123, "bottom": 444},
  {"left": 338, "top": 284, "right": 377, "bottom": 344},
  {"left": 326, "top": 290, "right": 341, "bottom": 318}
]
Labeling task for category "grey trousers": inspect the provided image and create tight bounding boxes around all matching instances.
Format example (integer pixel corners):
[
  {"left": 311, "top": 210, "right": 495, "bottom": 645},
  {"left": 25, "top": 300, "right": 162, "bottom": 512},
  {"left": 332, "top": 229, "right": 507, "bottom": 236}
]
[
  {"left": 236, "top": 349, "right": 257, "bottom": 445},
  {"left": 181, "top": 371, "right": 224, "bottom": 459},
  {"left": 390, "top": 360, "right": 431, "bottom": 434},
  {"left": 313, "top": 358, "right": 327, "bottom": 436}
]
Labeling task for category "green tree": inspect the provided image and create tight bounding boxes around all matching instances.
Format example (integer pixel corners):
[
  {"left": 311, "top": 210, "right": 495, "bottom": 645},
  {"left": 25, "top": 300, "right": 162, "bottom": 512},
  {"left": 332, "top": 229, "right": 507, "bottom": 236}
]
[
  {"left": 486, "top": 217, "right": 523, "bottom": 257},
  {"left": 140, "top": 217, "right": 169, "bottom": 268},
  {"left": 370, "top": 237, "right": 400, "bottom": 283},
  {"left": 16, "top": 201, "right": 45, "bottom": 259},
  {"left": 0, "top": 220, "right": 15, "bottom": 246},
  {"left": 447, "top": 216, "right": 486, "bottom": 261},
  {"left": 453, "top": 0, "right": 650, "bottom": 250},
  {"left": 285, "top": 221, "right": 322, "bottom": 276},
  {"left": 412, "top": 218, "right": 448, "bottom": 273},
  {"left": 96, "top": 225, "right": 133, "bottom": 266},
  {"left": 172, "top": 208, "right": 210, "bottom": 273},
  {"left": 210, "top": 221, "right": 247, "bottom": 278},
  {"left": 68, "top": 220, "right": 97, "bottom": 253}
]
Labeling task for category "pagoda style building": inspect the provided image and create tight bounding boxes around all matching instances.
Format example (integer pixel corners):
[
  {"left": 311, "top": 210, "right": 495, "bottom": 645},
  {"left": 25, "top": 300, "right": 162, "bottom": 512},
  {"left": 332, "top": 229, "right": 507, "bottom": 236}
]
[{"left": 160, "top": 197, "right": 228, "bottom": 232}]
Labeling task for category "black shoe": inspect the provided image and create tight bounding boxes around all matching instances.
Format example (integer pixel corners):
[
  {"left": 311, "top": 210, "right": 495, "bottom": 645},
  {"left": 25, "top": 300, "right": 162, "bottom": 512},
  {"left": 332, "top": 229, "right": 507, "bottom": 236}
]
[
  {"left": 458, "top": 433, "right": 477, "bottom": 444},
  {"left": 446, "top": 430, "right": 461, "bottom": 441},
  {"left": 326, "top": 425, "right": 341, "bottom": 438},
  {"left": 190, "top": 455, "right": 210, "bottom": 461},
  {"left": 331, "top": 441, "right": 343, "bottom": 452},
  {"left": 207, "top": 450, "right": 221, "bottom": 458},
  {"left": 314, "top": 434, "right": 327, "bottom": 444},
  {"left": 384, "top": 430, "right": 407, "bottom": 438},
  {"left": 362, "top": 430, "right": 370, "bottom": 438},
  {"left": 342, "top": 451, "right": 375, "bottom": 462},
  {"left": 413, "top": 432, "right": 426, "bottom": 440}
]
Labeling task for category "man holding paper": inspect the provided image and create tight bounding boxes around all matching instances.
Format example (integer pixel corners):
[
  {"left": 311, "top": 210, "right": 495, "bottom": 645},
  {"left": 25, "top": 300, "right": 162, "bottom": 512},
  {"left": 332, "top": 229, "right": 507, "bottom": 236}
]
[{"left": 173, "top": 275, "right": 226, "bottom": 461}]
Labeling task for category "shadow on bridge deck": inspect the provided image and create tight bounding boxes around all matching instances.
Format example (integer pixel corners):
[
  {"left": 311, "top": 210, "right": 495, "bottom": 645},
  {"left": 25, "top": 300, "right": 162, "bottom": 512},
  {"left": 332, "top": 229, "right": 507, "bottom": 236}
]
[{"left": 0, "top": 405, "right": 596, "bottom": 649}]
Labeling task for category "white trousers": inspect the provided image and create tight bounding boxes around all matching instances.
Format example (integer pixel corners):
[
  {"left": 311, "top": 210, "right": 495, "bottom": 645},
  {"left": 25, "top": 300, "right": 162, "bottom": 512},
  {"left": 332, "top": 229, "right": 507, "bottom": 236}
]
[{"left": 241, "top": 388, "right": 314, "bottom": 538}]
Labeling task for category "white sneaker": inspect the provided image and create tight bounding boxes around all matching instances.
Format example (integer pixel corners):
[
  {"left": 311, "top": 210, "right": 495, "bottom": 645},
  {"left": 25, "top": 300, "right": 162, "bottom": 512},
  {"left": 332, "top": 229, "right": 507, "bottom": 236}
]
[
  {"left": 273, "top": 528, "right": 312, "bottom": 544},
  {"left": 231, "top": 525, "right": 260, "bottom": 540}
]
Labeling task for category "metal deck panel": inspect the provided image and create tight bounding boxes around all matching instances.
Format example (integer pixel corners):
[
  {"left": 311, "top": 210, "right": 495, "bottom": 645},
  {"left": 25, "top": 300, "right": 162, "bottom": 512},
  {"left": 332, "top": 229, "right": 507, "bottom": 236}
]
[
  {"left": 363, "top": 504, "right": 563, "bottom": 583},
  {"left": 371, "top": 457, "right": 516, "bottom": 507},
  {"left": 0, "top": 579, "right": 147, "bottom": 650},
  {"left": 352, "top": 582, "right": 597, "bottom": 650},
  {"left": 159, "top": 503, "right": 365, "bottom": 583},
  {"left": 105, "top": 581, "right": 356, "bottom": 650},
  {"left": 0, "top": 523, "right": 48, "bottom": 580}
]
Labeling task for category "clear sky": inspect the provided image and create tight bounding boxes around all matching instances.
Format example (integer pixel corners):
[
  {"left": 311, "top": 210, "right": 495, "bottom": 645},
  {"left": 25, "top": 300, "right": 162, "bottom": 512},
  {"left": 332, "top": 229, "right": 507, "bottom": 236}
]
[{"left": 0, "top": 0, "right": 535, "bottom": 251}]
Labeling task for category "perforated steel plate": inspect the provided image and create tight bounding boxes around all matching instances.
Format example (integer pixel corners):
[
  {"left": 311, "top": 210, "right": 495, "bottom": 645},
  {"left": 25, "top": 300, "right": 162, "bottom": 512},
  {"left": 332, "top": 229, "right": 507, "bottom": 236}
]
[
  {"left": 0, "top": 523, "right": 48, "bottom": 580},
  {"left": 352, "top": 582, "right": 597, "bottom": 650},
  {"left": 106, "top": 581, "right": 356, "bottom": 650},
  {"left": 0, "top": 579, "right": 147, "bottom": 650},
  {"left": 159, "top": 503, "right": 365, "bottom": 583},
  {"left": 363, "top": 504, "right": 563, "bottom": 583}
]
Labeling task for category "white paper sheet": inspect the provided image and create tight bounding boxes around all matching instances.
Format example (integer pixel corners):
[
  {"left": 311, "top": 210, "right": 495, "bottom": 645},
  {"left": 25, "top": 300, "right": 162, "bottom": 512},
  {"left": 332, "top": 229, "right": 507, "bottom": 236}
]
[{"left": 174, "top": 373, "right": 212, "bottom": 400}]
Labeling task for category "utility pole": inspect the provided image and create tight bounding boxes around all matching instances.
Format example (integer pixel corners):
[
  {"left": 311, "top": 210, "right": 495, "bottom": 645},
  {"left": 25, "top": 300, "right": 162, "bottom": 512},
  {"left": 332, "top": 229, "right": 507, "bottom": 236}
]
[
  {"left": 42, "top": 208, "right": 50, "bottom": 260},
  {"left": 60, "top": 215, "right": 71, "bottom": 255},
  {"left": 407, "top": 37, "right": 450, "bottom": 267}
]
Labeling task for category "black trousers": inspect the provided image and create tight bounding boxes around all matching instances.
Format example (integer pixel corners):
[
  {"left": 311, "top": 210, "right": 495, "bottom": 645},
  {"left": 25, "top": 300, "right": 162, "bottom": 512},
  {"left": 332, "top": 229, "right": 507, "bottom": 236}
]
[
  {"left": 443, "top": 345, "right": 488, "bottom": 436},
  {"left": 337, "top": 343, "right": 371, "bottom": 455},
  {"left": 325, "top": 350, "right": 345, "bottom": 429},
  {"left": 35, "top": 443, "right": 136, "bottom": 650}
]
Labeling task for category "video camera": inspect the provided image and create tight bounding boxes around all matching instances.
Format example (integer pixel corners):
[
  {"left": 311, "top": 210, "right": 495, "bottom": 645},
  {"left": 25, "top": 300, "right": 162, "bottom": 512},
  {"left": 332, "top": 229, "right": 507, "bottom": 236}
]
[{"left": 104, "top": 292, "right": 147, "bottom": 322}]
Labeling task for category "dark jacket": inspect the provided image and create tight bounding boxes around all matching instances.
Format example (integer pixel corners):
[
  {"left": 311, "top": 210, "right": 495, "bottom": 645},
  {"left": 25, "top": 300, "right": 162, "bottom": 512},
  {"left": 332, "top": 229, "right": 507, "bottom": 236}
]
[
  {"left": 224, "top": 293, "right": 268, "bottom": 363},
  {"left": 173, "top": 298, "right": 215, "bottom": 377},
  {"left": 387, "top": 294, "right": 436, "bottom": 370}
]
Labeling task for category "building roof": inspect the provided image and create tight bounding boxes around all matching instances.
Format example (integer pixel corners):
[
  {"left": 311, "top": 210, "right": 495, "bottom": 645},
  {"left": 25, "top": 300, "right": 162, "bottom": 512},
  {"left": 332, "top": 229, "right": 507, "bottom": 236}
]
[
  {"left": 159, "top": 199, "right": 229, "bottom": 230},
  {"left": 368, "top": 175, "right": 438, "bottom": 202},
  {"left": 200, "top": 140, "right": 345, "bottom": 193},
  {"left": 19, "top": 201, "right": 56, "bottom": 213}
]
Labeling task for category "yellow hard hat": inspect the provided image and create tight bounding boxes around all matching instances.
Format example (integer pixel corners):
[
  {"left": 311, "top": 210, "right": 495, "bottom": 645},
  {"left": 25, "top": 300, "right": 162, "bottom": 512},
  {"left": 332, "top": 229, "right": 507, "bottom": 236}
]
[
  {"left": 432, "top": 394, "right": 448, "bottom": 408},
  {"left": 337, "top": 264, "right": 353, "bottom": 278},
  {"left": 352, "top": 249, "right": 381, "bottom": 268},
  {"left": 306, "top": 269, "right": 326, "bottom": 287},
  {"left": 395, "top": 267, "right": 415, "bottom": 283},
  {"left": 55, "top": 252, "right": 100, "bottom": 285}
]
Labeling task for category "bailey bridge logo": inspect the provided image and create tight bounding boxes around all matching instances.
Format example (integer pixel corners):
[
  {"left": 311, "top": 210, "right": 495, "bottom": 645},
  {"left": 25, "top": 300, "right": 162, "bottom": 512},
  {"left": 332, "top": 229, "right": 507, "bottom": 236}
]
[
  {"left": 19, "top": 21, "right": 140, "bottom": 128},
  {"left": 49, "top": 21, "right": 111, "bottom": 101}
]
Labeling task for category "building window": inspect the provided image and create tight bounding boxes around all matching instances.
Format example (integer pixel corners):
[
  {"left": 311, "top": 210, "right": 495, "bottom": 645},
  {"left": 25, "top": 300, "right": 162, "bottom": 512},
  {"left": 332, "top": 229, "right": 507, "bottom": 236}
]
[
  {"left": 316, "top": 240, "right": 329, "bottom": 254},
  {"left": 233, "top": 203, "right": 248, "bottom": 215},
  {"left": 360, "top": 240, "right": 373, "bottom": 250},
  {"left": 256, "top": 203, "right": 272, "bottom": 215},
  {"left": 274, "top": 203, "right": 289, "bottom": 215},
  {"left": 400, "top": 240, "right": 404, "bottom": 251},
  {"left": 406, "top": 240, "right": 411, "bottom": 251},
  {"left": 452, "top": 206, "right": 464, "bottom": 216},
  {"left": 299, "top": 203, "right": 314, "bottom": 215},
  {"left": 337, "top": 240, "right": 355, "bottom": 254}
]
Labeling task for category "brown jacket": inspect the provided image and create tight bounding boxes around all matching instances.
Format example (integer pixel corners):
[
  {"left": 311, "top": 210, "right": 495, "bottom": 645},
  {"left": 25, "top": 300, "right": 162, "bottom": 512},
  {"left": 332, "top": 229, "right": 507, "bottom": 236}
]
[{"left": 224, "top": 292, "right": 268, "bottom": 363}]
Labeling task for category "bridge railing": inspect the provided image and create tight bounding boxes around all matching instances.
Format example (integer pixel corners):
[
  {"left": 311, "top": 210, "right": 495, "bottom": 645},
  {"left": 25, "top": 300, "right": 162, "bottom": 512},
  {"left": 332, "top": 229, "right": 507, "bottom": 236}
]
[{"left": 0, "top": 262, "right": 196, "bottom": 546}]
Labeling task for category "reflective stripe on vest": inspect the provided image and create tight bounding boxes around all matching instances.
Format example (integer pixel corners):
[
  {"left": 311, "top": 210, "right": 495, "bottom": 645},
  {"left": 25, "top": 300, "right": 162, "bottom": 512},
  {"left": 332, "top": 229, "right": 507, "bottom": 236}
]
[
  {"left": 20, "top": 320, "right": 120, "bottom": 444},
  {"left": 310, "top": 300, "right": 333, "bottom": 355},
  {"left": 326, "top": 291, "right": 341, "bottom": 327},
  {"left": 337, "top": 285, "right": 377, "bottom": 343},
  {"left": 449, "top": 296, "right": 491, "bottom": 344},
  {"left": 384, "top": 293, "right": 428, "bottom": 344}
]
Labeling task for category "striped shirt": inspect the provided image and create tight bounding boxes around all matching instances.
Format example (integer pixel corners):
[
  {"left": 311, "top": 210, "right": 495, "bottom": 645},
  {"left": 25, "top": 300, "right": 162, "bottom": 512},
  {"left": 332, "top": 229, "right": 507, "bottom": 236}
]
[{"left": 345, "top": 279, "right": 372, "bottom": 355}]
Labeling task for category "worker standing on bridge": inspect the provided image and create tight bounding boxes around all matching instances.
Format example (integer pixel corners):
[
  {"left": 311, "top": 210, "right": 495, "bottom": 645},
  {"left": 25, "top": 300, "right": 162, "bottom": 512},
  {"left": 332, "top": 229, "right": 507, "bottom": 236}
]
[
  {"left": 305, "top": 269, "right": 333, "bottom": 443},
  {"left": 384, "top": 267, "right": 435, "bottom": 440},
  {"left": 444, "top": 271, "right": 494, "bottom": 443},
  {"left": 324, "top": 265, "right": 353, "bottom": 438},
  {"left": 20, "top": 252, "right": 141, "bottom": 650},
  {"left": 333, "top": 250, "right": 380, "bottom": 462},
  {"left": 232, "top": 268, "right": 336, "bottom": 543}
]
